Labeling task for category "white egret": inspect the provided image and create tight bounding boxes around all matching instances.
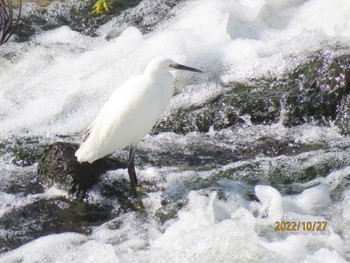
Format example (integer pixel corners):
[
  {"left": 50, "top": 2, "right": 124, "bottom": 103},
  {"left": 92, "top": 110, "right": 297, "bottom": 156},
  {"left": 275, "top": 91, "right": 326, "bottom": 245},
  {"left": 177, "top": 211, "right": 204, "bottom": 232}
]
[{"left": 75, "top": 56, "right": 202, "bottom": 196}]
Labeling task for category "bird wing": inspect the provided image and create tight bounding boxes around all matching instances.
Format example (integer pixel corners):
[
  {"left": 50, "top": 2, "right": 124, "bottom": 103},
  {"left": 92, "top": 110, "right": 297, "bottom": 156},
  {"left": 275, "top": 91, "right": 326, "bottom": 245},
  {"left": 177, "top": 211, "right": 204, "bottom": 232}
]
[
  {"left": 81, "top": 121, "right": 94, "bottom": 141},
  {"left": 78, "top": 75, "right": 158, "bottom": 160},
  {"left": 80, "top": 75, "right": 146, "bottom": 140}
]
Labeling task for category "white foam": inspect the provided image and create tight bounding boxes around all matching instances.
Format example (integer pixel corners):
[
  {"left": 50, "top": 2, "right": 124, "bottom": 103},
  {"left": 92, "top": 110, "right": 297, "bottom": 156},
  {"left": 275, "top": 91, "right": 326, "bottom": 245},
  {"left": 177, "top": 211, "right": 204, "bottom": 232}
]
[
  {"left": 141, "top": 191, "right": 281, "bottom": 263},
  {"left": 301, "top": 248, "right": 348, "bottom": 263},
  {"left": 287, "top": 0, "right": 350, "bottom": 37},
  {"left": 0, "top": 233, "right": 121, "bottom": 263},
  {"left": 1, "top": 179, "right": 348, "bottom": 262},
  {"left": 283, "top": 184, "right": 331, "bottom": 215}
]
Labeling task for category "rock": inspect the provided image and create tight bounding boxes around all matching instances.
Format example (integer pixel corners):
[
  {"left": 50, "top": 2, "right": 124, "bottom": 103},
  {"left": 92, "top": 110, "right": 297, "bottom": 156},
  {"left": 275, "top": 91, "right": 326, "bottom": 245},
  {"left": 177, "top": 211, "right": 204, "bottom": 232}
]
[
  {"left": 283, "top": 52, "right": 350, "bottom": 127},
  {"left": 15, "top": 0, "right": 141, "bottom": 41},
  {"left": 104, "top": 0, "right": 183, "bottom": 39},
  {"left": 0, "top": 141, "right": 140, "bottom": 253},
  {"left": 335, "top": 68, "right": 350, "bottom": 135},
  {"left": 37, "top": 142, "right": 127, "bottom": 197},
  {"left": 14, "top": 0, "right": 184, "bottom": 42},
  {"left": 156, "top": 51, "right": 350, "bottom": 134},
  {"left": 0, "top": 197, "right": 114, "bottom": 253}
]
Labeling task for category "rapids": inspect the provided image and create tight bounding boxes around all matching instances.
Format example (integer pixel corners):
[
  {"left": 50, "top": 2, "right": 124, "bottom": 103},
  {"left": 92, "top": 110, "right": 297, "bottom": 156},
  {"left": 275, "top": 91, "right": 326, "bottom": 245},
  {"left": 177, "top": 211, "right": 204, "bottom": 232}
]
[{"left": 1, "top": 0, "right": 350, "bottom": 262}]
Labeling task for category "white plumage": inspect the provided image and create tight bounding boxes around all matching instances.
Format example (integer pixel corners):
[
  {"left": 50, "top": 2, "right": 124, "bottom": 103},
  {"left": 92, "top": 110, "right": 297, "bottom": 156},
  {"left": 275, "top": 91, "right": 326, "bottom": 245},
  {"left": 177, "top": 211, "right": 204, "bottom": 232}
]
[
  {"left": 76, "top": 57, "right": 175, "bottom": 162},
  {"left": 75, "top": 56, "right": 202, "bottom": 195}
]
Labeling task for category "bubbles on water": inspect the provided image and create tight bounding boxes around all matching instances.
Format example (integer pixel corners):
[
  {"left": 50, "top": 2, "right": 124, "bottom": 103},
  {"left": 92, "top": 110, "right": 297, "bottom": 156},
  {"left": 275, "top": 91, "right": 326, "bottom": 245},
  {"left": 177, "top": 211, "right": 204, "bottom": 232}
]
[{"left": 2, "top": 178, "right": 347, "bottom": 262}]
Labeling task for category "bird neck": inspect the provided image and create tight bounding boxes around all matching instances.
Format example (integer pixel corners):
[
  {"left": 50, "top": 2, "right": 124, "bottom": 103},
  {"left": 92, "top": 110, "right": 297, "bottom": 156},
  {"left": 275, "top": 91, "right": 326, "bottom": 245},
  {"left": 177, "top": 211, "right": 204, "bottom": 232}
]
[{"left": 146, "top": 70, "right": 173, "bottom": 85}]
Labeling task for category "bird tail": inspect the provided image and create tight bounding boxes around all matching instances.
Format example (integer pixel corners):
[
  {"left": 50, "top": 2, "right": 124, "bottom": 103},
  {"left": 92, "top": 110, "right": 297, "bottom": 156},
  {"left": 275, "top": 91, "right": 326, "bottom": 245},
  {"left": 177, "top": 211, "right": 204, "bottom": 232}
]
[{"left": 75, "top": 141, "right": 97, "bottom": 163}]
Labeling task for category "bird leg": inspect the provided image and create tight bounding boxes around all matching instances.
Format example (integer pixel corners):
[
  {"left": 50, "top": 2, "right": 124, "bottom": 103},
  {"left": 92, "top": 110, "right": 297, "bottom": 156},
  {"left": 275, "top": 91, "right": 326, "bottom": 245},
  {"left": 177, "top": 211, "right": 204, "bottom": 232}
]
[{"left": 128, "top": 145, "right": 138, "bottom": 196}]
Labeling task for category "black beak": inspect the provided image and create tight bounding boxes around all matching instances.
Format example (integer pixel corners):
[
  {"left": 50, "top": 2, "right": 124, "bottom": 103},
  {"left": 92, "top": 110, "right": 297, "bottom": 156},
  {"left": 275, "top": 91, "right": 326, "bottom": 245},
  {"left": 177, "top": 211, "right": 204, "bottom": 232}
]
[{"left": 170, "top": 63, "right": 203, "bottom": 73}]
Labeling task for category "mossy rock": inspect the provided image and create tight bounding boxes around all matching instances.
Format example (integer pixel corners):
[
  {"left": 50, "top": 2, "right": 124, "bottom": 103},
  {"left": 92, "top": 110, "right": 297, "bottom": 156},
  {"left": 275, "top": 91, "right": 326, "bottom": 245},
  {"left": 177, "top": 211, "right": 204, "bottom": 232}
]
[{"left": 156, "top": 51, "right": 350, "bottom": 134}]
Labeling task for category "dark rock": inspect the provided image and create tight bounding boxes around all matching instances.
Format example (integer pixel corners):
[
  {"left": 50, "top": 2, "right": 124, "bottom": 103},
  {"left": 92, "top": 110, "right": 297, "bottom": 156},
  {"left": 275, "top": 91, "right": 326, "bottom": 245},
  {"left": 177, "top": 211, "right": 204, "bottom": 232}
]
[
  {"left": 335, "top": 68, "right": 350, "bottom": 134},
  {"left": 0, "top": 141, "right": 141, "bottom": 253},
  {"left": 14, "top": 0, "right": 185, "bottom": 42},
  {"left": 155, "top": 50, "right": 350, "bottom": 134},
  {"left": 37, "top": 142, "right": 127, "bottom": 197},
  {"left": 104, "top": 0, "right": 184, "bottom": 39},
  {"left": 15, "top": 0, "right": 142, "bottom": 41},
  {"left": 284, "top": 52, "right": 350, "bottom": 127},
  {"left": 0, "top": 197, "right": 115, "bottom": 253}
]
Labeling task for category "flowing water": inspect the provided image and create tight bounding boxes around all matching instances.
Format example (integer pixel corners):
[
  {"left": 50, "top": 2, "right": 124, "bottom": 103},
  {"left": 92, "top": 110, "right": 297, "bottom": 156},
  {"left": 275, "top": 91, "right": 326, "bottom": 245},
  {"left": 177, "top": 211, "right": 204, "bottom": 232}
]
[{"left": 1, "top": 0, "right": 350, "bottom": 262}]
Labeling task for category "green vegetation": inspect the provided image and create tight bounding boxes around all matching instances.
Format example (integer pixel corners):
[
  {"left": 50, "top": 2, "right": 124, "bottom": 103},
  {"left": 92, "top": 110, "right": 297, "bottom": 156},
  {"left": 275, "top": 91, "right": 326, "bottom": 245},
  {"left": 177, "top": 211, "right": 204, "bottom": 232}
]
[{"left": 91, "top": 0, "right": 110, "bottom": 14}]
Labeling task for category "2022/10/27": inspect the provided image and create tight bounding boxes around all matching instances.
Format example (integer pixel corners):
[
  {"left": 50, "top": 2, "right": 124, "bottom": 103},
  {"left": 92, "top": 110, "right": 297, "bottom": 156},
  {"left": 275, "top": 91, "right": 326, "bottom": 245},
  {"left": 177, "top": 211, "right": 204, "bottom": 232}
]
[{"left": 275, "top": 221, "right": 328, "bottom": 231}]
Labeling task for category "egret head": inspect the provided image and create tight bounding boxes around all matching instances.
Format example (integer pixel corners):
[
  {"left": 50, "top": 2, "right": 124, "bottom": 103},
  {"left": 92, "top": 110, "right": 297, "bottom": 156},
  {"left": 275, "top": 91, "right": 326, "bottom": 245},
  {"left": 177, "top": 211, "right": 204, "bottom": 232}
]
[{"left": 145, "top": 56, "right": 202, "bottom": 78}]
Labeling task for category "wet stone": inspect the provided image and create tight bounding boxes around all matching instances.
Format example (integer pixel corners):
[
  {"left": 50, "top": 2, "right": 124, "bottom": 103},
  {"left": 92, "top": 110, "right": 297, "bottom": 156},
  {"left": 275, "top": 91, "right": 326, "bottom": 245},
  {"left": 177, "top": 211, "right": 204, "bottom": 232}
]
[
  {"left": 0, "top": 141, "right": 140, "bottom": 254},
  {"left": 0, "top": 197, "right": 115, "bottom": 253},
  {"left": 14, "top": 0, "right": 185, "bottom": 41},
  {"left": 37, "top": 142, "right": 128, "bottom": 198},
  {"left": 156, "top": 51, "right": 350, "bottom": 134}
]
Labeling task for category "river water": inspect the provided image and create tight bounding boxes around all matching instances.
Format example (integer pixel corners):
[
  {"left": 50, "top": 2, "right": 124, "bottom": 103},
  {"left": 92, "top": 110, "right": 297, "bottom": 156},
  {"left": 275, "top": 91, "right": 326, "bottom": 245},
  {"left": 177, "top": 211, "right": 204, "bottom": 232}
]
[{"left": 1, "top": 0, "right": 350, "bottom": 262}]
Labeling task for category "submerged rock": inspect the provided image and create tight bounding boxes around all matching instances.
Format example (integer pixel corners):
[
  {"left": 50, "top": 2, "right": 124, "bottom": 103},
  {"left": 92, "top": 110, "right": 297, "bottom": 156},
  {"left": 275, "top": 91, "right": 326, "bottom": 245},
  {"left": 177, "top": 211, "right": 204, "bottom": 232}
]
[
  {"left": 2, "top": 137, "right": 44, "bottom": 166},
  {"left": 0, "top": 197, "right": 115, "bottom": 253},
  {"left": 37, "top": 142, "right": 127, "bottom": 197}
]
